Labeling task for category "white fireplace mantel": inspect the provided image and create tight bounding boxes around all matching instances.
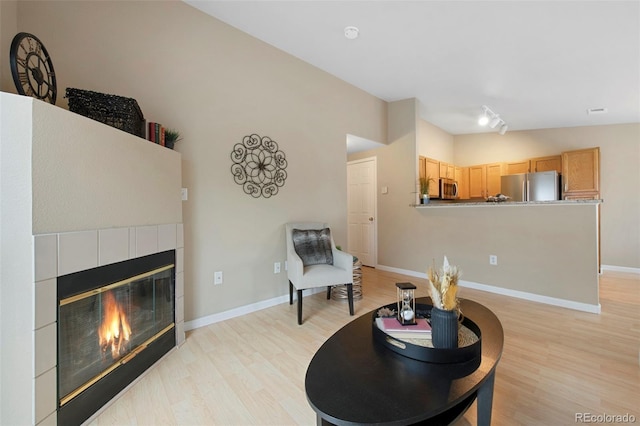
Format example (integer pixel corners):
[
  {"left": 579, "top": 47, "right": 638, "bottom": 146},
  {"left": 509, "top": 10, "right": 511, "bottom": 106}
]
[{"left": 0, "top": 92, "right": 184, "bottom": 425}]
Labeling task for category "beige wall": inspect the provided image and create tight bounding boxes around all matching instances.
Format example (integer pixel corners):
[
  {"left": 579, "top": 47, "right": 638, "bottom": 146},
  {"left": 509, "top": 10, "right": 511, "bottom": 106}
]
[
  {"left": 417, "top": 118, "right": 454, "bottom": 163},
  {"left": 350, "top": 99, "right": 419, "bottom": 264},
  {"left": 0, "top": 1, "right": 18, "bottom": 95},
  {"left": 454, "top": 124, "right": 640, "bottom": 268},
  {"left": 31, "top": 98, "right": 182, "bottom": 233},
  {"left": 10, "top": 1, "right": 387, "bottom": 322},
  {"left": 349, "top": 100, "right": 601, "bottom": 308},
  {"left": 412, "top": 204, "right": 599, "bottom": 305}
]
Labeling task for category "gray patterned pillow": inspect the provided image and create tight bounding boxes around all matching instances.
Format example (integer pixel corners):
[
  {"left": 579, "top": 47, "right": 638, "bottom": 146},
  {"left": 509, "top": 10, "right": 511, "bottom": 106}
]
[{"left": 292, "top": 228, "right": 334, "bottom": 266}]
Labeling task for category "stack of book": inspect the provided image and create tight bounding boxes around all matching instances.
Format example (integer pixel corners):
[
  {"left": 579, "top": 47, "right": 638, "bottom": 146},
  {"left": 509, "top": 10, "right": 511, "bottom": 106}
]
[
  {"left": 375, "top": 316, "right": 432, "bottom": 340},
  {"left": 147, "top": 122, "right": 165, "bottom": 146}
]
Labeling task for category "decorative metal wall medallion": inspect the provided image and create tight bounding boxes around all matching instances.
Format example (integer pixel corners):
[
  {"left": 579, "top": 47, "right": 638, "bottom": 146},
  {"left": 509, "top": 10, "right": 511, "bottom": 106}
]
[{"left": 230, "top": 134, "right": 288, "bottom": 198}]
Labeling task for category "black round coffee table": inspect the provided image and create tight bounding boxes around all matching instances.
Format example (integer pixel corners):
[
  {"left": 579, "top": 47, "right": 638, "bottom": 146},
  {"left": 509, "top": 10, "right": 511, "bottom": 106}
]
[{"left": 305, "top": 297, "right": 504, "bottom": 425}]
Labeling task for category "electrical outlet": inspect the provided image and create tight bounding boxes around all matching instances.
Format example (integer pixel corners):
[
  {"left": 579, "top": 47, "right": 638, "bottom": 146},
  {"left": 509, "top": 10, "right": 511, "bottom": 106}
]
[
  {"left": 274, "top": 262, "right": 281, "bottom": 274},
  {"left": 181, "top": 188, "right": 188, "bottom": 201},
  {"left": 489, "top": 255, "right": 498, "bottom": 266},
  {"left": 214, "top": 271, "right": 223, "bottom": 285}
]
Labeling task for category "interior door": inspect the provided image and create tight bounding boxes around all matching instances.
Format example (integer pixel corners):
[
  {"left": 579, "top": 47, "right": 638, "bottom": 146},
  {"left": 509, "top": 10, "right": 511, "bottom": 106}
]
[{"left": 347, "top": 158, "right": 376, "bottom": 267}]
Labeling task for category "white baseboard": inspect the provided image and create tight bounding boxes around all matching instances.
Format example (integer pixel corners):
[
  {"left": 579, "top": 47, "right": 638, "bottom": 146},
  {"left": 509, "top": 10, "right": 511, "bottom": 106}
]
[
  {"left": 458, "top": 280, "right": 601, "bottom": 314},
  {"left": 376, "top": 264, "right": 428, "bottom": 279},
  {"left": 184, "top": 287, "right": 325, "bottom": 331},
  {"left": 601, "top": 264, "right": 640, "bottom": 275},
  {"left": 186, "top": 262, "right": 616, "bottom": 331},
  {"left": 376, "top": 264, "right": 601, "bottom": 314}
]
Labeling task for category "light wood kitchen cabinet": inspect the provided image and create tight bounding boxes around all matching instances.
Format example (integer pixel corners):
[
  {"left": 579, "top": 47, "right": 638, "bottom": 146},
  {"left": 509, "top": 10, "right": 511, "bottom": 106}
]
[
  {"left": 561, "top": 148, "right": 600, "bottom": 199},
  {"left": 469, "top": 165, "right": 486, "bottom": 198},
  {"left": 419, "top": 156, "right": 440, "bottom": 197},
  {"left": 530, "top": 155, "right": 562, "bottom": 173},
  {"left": 455, "top": 166, "right": 470, "bottom": 199},
  {"left": 439, "top": 162, "right": 455, "bottom": 179},
  {"left": 486, "top": 162, "right": 505, "bottom": 196},
  {"left": 506, "top": 160, "right": 530, "bottom": 174},
  {"left": 469, "top": 163, "right": 504, "bottom": 198},
  {"left": 564, "top": 193, "right": 600, "bottom": 200}
]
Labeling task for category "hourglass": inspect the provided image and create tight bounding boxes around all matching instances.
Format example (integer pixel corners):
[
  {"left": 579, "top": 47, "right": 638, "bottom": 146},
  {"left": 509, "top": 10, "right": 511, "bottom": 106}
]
[{"left": 395, "top": 282, "right": 417, "bottom": 325}]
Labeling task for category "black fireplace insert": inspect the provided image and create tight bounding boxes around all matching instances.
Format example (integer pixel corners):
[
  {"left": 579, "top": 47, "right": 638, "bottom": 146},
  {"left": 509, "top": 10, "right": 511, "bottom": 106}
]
[{"left": 57, "top": 250, "right": 176, "bottom": 425}]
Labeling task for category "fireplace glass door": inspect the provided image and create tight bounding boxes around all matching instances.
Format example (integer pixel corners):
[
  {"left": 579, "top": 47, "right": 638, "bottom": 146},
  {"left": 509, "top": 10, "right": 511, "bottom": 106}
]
[{"left": 58, "top": 264, "right": 174, "bottom": 406}]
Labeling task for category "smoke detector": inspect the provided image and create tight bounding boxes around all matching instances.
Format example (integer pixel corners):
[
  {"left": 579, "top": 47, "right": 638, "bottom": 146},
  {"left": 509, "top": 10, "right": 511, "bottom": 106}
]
[{"left": 344, "top": 26, "right": 359, "bottom": 40}]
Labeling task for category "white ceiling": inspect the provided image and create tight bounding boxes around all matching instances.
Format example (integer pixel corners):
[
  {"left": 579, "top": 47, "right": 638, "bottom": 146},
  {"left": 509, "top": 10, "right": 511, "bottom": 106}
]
[{"left": 185, "top": 1, "right": 640, "bottom": 136}]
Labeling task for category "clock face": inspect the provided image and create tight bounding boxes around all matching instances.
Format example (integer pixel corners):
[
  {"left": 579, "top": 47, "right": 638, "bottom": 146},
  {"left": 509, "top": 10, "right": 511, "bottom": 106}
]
[{"left": 9, "top": 32, "right": 57, "bottom": 104}]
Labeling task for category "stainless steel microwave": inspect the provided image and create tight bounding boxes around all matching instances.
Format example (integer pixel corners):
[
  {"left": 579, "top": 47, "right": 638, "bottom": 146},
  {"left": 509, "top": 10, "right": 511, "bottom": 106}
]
[{"left": 439, "top": 178, "right": 458, "bottom": 199}]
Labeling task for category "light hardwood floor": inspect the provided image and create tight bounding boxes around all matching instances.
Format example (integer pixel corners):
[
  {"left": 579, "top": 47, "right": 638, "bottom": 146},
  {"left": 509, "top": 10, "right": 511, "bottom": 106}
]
[{"left": 92, "top": 268, "right": 640, "bottom": 426}]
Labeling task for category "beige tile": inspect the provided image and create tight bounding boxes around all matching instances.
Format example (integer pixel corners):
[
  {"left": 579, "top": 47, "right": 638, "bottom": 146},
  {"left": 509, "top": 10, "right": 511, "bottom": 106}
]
[
  {"left": 177, "top": 223, "right": 184, "bottom": 249},
  {"left": 58, "top": 231, "right": 98, "bottom": 276},
  {"left": 129, "top": 227, "right": 136, "bottom": 259},
  {"left": 158, "top": 224, "right": 177, "bottom": 252},
  {"left": 176, "top": 320, "right": 185, "bottom": 346},
  {"left": 99, "top": 228, "right": 130, "bottom": 266},
  {"left": 37, "top": 410, "right": 57, "bottom": 426},
  {"left": 34, "top": 234, "right": 57, "bottom": 282},
  {"left": 176, "top": 247, "right": 184, "bottom": 274},
  {"left": 35, "top": 368, "right": 56, "bottom": 424},
  {"left": 175, "top": 271, "right": 184, "bottom": 299},
  {"left": 135, "top": 226, "right": 158, "bottom": 257},
  {"left": 176, "top": 294, "right": 185, "bottom": 323},
  {"left": 35, "top": 323, "right": 56, "bottom": 377},
  {"left": 35, "top": 278, "right": 56, "bottom": 330}
]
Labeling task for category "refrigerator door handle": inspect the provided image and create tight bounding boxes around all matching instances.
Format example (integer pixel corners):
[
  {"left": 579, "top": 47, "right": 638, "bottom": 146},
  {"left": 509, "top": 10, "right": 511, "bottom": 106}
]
[
  {"left": 523, "top": 181, "right": 527, "bottom": 202},
  {"left": 526, "top": 180, "right": 530, "bottom": 202}
]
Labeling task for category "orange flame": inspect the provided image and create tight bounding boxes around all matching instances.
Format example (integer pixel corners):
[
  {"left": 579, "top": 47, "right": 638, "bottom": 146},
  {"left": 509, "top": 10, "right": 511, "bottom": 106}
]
[{"left": 98, "top": 291, "right": 132, "bottom": 358}]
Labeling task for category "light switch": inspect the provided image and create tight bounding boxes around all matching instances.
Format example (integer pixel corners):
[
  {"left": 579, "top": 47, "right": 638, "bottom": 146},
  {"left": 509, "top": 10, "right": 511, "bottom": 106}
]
[
  {"left": 181, "top": 188, "right": 188, "bottom": 201},
  {"left": 381, "top": 186, "right": 388, "bottom": 194}
]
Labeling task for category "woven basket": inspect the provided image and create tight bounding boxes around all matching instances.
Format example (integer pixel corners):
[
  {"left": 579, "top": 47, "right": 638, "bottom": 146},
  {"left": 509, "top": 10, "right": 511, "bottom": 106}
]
[{"left": 65, "top": 88, "right": 145, "bottom": 138}]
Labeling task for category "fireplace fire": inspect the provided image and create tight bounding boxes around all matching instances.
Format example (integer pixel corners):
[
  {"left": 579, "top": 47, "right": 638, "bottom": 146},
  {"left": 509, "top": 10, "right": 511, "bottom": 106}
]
[
  {"left": 99, "top": 290, "right": 132, "bottom": 358},
  {"left": 57, "top": 251, "right": 176, "bottom": 425}
]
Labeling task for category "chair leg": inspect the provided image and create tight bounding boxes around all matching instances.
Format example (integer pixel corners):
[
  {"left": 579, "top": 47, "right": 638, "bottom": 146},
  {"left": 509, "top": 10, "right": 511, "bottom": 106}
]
[
  {"left": 289, "top": 281, "right": 294, "bottom": 305},
  {"left": 326, "top": 286, "right": 332, "bottom": 300},
  {"left": 297, "top": 289, "right": 303, "bottom": 325},
  {"left": 347, "top": 283, "right": 354, "bottom": 316}
]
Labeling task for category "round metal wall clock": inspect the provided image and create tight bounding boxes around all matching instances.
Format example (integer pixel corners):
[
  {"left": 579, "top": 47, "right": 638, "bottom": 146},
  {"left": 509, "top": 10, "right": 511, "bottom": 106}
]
[{"left": 9, "top": 32, "right": 57, "bottom": 104}]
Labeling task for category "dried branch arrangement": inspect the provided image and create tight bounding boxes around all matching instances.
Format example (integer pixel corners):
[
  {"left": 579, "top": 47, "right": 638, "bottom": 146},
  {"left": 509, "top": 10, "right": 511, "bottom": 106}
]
[{"left": 427, "top": 256, "right": 461, "bottom": 311}]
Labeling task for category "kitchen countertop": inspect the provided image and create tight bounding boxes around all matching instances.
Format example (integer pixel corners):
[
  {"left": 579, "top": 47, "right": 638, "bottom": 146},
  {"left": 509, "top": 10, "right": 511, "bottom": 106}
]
[{"left": 413, "top": 199, "right": 603, "bottom": 208}]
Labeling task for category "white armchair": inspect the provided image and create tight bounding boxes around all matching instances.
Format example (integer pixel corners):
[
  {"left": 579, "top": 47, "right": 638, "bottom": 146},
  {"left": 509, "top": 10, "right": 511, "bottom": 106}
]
[{"left": 285, "top": 222, "right": 354, "bottom": 325}]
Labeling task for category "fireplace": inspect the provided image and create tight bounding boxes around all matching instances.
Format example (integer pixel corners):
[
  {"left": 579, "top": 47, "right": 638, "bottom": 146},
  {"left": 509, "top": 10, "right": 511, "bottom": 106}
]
[{"left": 57, "top": 250, "right": 176, "bottom": 425}]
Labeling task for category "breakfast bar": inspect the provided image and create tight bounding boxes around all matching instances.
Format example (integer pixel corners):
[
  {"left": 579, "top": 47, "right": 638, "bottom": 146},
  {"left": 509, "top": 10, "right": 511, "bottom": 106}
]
[
  {"left": 395, "top": 200, "right": 602, "bottom": 313},
  {"left": 414, "top": 199, "right": 602, "bottom": 208}
]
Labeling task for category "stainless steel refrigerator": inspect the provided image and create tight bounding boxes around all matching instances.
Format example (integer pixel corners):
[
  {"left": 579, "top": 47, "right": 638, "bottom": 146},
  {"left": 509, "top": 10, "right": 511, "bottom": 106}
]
[{"left": 500, "top": 171, "right": 560, "bottom": 201}]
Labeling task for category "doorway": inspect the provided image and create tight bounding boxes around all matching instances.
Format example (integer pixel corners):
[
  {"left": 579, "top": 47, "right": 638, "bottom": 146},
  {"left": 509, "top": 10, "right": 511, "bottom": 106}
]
[{"left": 347, "top": 157, "right": 377, "bottom": 267}]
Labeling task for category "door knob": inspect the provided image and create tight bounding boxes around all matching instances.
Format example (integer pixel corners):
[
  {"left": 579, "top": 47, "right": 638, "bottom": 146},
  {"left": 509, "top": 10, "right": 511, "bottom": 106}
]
[{"left": 368, "top": 217, "right": 374, "bottom": 221}]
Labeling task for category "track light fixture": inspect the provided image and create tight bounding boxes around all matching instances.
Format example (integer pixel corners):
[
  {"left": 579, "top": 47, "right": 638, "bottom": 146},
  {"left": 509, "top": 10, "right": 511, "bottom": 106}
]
[
  {"left": 478, "top": 106, "right": 490, "bottom": 126},
  {"left": 478, "top": 105, "right": 508, "bottom": 135}
]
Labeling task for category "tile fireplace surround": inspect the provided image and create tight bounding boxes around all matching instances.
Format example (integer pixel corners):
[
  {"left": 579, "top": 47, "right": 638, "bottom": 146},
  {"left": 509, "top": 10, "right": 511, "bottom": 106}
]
[{"left": 33, "top": 223, "right": 185, "bottom": 425}]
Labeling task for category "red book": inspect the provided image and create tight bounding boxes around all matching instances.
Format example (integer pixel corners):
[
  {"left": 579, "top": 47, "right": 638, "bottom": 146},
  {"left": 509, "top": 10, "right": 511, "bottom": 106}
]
[
  {"left": 148, "top": 122, "right": 155, "bottom": 143},
  {"left": 160, "top": 126, "right": 165, "bottom": 147}
]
